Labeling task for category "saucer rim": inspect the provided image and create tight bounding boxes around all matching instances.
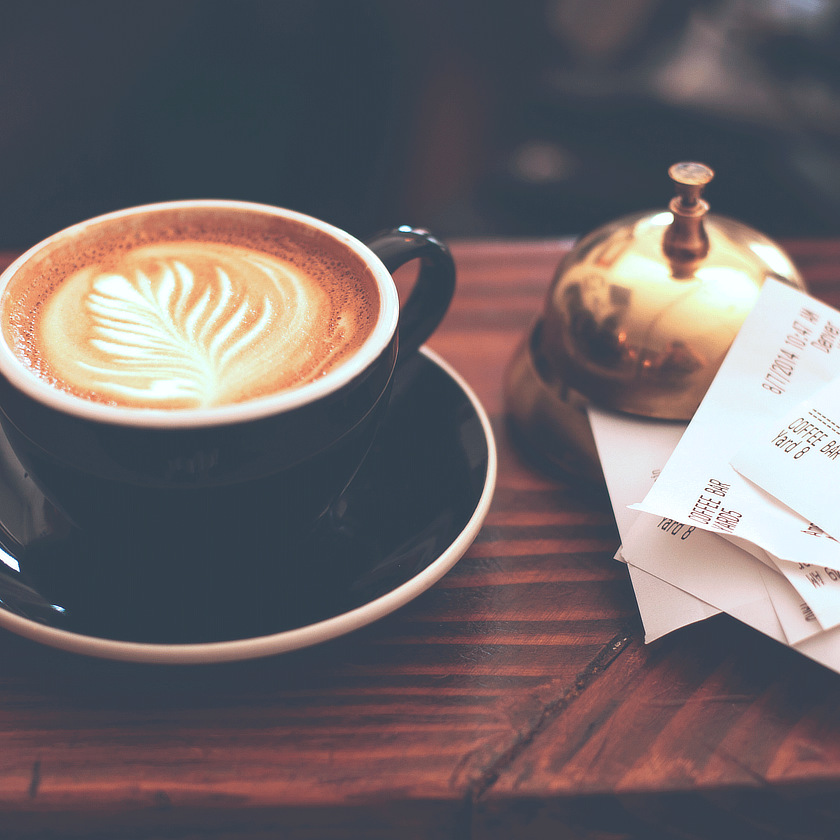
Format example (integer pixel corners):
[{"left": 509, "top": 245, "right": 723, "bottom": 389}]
[{"left": 0, "top": 347, "right": 497, "bottom": 664}]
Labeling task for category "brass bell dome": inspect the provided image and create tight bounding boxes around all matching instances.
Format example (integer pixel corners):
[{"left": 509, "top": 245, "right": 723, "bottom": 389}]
[{"left": 505, "top": 162, "right": 806, "bottom": 481}]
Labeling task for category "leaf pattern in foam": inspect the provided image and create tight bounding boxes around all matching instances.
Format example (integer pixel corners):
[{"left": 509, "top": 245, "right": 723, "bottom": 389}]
[{"left": 79, "top": 260, "right": 273, "bottom": 407}]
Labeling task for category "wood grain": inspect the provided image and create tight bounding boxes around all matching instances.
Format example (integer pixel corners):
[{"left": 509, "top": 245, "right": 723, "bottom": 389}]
[{"left": 0, "top": 241, "right": 838, "bottom": 839}]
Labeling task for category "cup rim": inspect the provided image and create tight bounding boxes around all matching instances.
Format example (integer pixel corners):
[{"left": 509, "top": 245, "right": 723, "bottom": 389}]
[{"left": 0, "top": 200, "right": 400, "bottom": 429}]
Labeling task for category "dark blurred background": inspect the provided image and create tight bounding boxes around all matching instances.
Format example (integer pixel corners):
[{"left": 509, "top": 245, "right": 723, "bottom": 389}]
[{"left": 2, "top": 0, "right": 840, "bottom": 249}]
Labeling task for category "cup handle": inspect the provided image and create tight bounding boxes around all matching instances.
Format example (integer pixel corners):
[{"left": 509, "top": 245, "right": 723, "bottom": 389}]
[{"left": 365, "top": 226, "right": 455, "bottom": 362}]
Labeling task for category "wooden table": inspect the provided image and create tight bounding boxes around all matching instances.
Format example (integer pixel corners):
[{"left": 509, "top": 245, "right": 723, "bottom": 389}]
[{"left": 2, "top": 240, "right": 840, "bottom": 839}]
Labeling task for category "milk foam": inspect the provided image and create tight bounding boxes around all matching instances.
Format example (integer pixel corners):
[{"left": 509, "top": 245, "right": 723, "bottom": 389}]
[{"left": 15, "top": 240, "right": 376, "bottom": 409}]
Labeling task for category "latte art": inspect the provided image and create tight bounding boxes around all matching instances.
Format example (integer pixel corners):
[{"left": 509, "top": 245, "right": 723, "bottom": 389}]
[
  {"left": 7, "top": 239, "right": 379, "bottom": 410},
  {"left": 73, "top": 252, "right": 281, "bottom": 407},
  {"left": 78, "top": 261, "right": 273, "bottom": 405}
]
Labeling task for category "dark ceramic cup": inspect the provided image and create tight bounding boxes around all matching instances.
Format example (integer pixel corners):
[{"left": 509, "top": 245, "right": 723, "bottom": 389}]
[{"left": 0, "top": 201, "right": 455, "bottom": 625}]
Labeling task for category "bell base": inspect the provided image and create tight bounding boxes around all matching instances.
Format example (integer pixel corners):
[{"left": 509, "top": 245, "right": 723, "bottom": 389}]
[{"left": 503, "top": 334, "right": 604, "bottom": 485}]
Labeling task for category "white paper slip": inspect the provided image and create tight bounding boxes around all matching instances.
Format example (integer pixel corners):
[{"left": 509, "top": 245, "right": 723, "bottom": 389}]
[
  {"left": 620, "top": 509, "right": 787, "bottom": 644},
  {"left": 631, "top": 279, "right": 840, "bottom": 624},
  {"left": 587, "top": 406, "right": 720, "bottom": 641},
  {"left": 795, "top": 615, "right": 840, "bottom": 672},
  {"left": 621, "top": 504, "right": 827, "bottom": 647},
  {"left": 624, "top": 506, "right": 840, "bottom": 673},
  {"left": 731, "top": 375, "right": 840, "bottom": 541},
  {"left": 587, "top": 406, "right": 687, "bottom": 541},
  {"left": 754, "top": 555, "right": 824, "bottom": 644},
  {"left": 717, "top": 535, "right": 826, "bottom": 643},
  {"left": 711, "top": 525, "right": 840, "bottom": 631},
  {"left": 626, "top": 562, "right": 720, "bottom": 643}
]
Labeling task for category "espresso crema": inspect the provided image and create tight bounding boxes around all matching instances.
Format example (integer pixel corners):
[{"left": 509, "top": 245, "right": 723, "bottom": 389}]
[{"left": 2, "top": 222, "right": 380, "bottom": 410}]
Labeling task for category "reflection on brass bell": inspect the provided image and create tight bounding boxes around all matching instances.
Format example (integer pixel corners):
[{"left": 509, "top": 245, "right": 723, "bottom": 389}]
[{"left": 504, "top": 162, "right": 807, "bottom": 482}]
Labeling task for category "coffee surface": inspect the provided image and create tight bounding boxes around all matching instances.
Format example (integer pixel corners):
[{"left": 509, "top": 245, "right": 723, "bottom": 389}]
[{"left": 3, "top": 224, "right": 380, "bottom": 410}]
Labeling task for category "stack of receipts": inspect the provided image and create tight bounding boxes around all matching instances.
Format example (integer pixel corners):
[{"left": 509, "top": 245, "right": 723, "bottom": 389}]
[{"left": 588, "top": 278, "right": 840, "bottom": 673}]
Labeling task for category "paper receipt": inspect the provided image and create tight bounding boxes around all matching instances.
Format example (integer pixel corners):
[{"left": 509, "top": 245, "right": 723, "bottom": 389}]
[
  {"left": 631, "top": 279, "right": 840, "bottom": 628},
  {"left": 732, "top": 374, "right": 840, "bottom": 540}
]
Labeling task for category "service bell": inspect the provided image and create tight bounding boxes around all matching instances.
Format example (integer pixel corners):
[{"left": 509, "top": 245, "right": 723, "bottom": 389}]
[{"left": 504, "top": 162, "right": 806, "bottom": 482}]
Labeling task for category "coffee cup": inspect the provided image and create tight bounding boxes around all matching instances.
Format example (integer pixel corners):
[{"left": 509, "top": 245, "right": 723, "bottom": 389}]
[{"left": 0, "top": 200, "right": 455, "bottom": 634}]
